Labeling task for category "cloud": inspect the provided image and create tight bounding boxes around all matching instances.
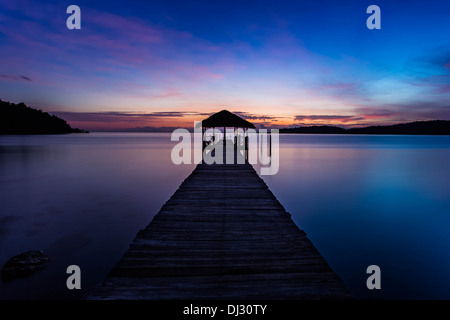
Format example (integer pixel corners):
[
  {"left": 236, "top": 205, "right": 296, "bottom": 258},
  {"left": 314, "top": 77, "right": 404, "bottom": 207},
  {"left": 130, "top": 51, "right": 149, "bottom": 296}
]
[
  {"left": 0, "top": 74, "right": 32, "bottom": 82},
  {"left": 233, "top": 111, "right": 278, "bottom": 121},
  {"left": 424, "top": 49, "right": 450, "bottom": 71},
  {"left": 307, "top": 80, "right": 365, "bottom": 100},
  {"left": 295, "top": 115, "right": 358, "bottom": 122},
  {"left": 151, "top": 88, "right": 185, "bottom": 99},
  {"left": 0, "top": 3, "right": 229, "bottom": 94},
  {"left": 52, "top": 109, "right": 288, "bottom": 130},
  {"left": 404, "top": 45, "right": 450, "bottom": 95},
  {"left": 350, "top": 102, "right": 450, "bottom": 125},
  {"left": 293, "top": 111, "right": 404, "bottom": 127},
  {"left": 51, "top": 109, "right": 219, "bottom": 130},
  {"left": 52, "top": 110, "right": 209, "bottom": 123},
  {"left": 54, "top": 110, "right": 280, "bottom": 123},
  {"left": 415, "top": 74, "right": 450, "bottom": 94}
]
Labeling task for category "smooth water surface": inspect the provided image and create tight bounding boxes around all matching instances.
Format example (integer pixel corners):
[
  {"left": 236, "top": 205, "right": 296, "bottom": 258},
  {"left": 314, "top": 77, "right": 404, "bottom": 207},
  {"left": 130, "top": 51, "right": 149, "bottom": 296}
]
[
  {"left": 1, "top": 133, "right": 450, "bottom": 299},
  {"left": 260, "top": 134, "right": 450, "bottom": 299},
  {"left": 0, "top": 133, "right": 195, "bottom": 299}
]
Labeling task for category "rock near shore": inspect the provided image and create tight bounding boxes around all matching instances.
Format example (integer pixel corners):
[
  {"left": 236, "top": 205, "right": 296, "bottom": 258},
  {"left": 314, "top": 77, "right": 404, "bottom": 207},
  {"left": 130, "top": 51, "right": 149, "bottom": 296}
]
[{"left": 1, "top": 251, "right": 49, "bottom": 280}]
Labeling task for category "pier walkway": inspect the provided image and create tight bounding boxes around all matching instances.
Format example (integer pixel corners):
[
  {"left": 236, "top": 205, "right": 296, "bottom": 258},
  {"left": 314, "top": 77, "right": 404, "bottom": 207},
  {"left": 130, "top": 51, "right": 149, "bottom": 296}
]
[{"left": 89, "top": 149, "right": 351, "bottom": 299}]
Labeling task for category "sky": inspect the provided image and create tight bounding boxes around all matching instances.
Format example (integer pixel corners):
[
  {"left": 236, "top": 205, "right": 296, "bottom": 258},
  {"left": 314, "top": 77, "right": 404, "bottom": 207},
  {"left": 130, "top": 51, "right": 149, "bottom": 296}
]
[{"left": 0, "top": 0, "right": 449, "bottom": 130}]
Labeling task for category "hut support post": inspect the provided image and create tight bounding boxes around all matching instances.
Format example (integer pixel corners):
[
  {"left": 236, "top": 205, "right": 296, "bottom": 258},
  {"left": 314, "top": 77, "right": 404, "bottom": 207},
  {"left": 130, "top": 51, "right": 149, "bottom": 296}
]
[
  {"left": 245, "top": 128, "right": 248, "bottom": 161},
  {"left": 223, "top": 127, "right": 226, "bottom": 162},
  {"left": 269, "top": 131, "right": 272, "bottom": 157}
]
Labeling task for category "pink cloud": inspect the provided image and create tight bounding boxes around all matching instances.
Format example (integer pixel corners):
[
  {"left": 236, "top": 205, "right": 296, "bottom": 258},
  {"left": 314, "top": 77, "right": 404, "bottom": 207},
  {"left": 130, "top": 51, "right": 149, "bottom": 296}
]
[
  {"left": 151, "top": 88, "right": 185, "bottom": 98},
  {"left": 0, "top": 4, "right": 231, "bottom": 93}
]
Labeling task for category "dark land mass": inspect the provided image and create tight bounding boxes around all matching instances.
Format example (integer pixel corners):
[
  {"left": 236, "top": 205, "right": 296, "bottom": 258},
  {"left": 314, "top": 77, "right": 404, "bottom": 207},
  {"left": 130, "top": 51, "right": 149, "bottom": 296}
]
[
  {"left": 280, "top": 120, "right": 450, "bottom": 135},
  {"left": 0, "top": 99, "right": 87, "bottom": 134},
  {"left": 109, "top": 120, "right": 450, "bottom": 135}
]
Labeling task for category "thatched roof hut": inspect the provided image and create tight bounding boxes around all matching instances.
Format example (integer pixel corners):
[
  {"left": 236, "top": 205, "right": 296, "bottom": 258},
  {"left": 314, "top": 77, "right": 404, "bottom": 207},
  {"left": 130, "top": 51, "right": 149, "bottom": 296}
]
[{"left": 200, "top": 110, "right": 255, "bottom": 129}]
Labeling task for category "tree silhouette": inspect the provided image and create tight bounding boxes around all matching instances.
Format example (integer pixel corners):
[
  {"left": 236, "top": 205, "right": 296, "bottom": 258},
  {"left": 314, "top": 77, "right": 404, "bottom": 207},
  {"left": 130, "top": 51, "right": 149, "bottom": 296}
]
[
  {"left": 0, "top": 99, "right": 87, "bottom": 134},
  {"left": 280, "top": 121, "right": 450, "bottom": 135}
]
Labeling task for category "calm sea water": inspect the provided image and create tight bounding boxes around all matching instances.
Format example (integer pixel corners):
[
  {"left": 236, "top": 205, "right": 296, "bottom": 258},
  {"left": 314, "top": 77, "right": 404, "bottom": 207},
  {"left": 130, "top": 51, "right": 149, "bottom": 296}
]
[{"left": 1, "top": 133, "right": 450, "bottom": 299}]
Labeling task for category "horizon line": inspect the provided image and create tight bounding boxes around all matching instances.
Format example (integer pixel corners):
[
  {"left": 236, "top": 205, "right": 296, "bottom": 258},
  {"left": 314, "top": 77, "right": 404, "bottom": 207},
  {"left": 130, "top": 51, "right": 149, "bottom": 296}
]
[{"left": 86, "top": 119, "right": 450, "bottom": 133}]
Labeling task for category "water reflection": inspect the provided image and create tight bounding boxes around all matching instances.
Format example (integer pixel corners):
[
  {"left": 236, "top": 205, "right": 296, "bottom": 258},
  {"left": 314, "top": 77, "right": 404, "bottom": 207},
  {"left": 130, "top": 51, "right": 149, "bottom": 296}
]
[
  {"left": 0, "top": 133, "right": 195, "bottom": 299},
  {"left": 262, "top": 135, "right": 450, "bottom": 299},
  {"left": 0, "top": 133, "right": 450, "bottom": 299}
]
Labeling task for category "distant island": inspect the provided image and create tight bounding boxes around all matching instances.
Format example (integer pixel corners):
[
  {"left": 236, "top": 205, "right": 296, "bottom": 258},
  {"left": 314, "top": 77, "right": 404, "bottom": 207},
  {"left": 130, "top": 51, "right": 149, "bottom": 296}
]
[
  {"left": 0, "top": 99, "right": 87, "bottom": 134},
  {"left": 280, "top": 120, "right": 450, "bottom": 135},
  {"left": 109, "top": 120, "right": 450, "bottom": 135}
]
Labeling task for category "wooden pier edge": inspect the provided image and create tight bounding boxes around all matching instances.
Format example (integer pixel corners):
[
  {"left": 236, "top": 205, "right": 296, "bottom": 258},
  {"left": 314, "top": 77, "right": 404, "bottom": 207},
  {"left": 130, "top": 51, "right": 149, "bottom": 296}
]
[{"left": 89, "top": 160, "right": 352, "bottom": 300}]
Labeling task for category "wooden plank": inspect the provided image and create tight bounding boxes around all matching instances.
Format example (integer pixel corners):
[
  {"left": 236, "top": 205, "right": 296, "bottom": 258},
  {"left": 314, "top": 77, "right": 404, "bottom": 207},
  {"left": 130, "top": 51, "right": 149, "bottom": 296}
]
[{"left": 89, "top": 147, "right": 351, "bottom": 300}]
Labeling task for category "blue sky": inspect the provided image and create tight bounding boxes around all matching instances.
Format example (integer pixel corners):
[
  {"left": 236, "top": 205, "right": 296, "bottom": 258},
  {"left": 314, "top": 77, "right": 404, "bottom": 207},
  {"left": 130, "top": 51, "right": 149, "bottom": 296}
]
[{"left": 0, "top": 0, "right": 449, "bottom": 130}]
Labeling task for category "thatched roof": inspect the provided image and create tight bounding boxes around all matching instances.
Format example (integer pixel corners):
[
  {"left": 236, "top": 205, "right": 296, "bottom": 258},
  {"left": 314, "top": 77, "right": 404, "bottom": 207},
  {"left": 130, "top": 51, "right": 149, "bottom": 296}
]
[{"left": 199, "top": 110, "right": 255, "bottom": 129}]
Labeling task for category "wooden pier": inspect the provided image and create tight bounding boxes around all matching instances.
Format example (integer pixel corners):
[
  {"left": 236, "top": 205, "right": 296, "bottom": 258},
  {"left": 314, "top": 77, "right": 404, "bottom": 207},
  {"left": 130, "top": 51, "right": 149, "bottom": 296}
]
[{"left": 89, "top": 155, "right": 351, "bottom": 299}]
